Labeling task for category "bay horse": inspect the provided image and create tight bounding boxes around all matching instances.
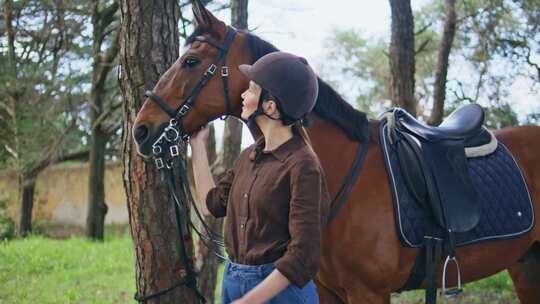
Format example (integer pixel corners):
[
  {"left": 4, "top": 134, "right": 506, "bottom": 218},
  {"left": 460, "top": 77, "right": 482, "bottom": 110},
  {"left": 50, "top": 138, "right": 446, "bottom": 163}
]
[{"left": 132, "top": 2, "right": 540, "bottom": 303}]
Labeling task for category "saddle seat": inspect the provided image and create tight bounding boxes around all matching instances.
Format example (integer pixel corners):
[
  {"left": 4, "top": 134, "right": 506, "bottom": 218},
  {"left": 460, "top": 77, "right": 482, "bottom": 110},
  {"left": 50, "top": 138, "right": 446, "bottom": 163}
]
[{"left": 398, "top": 103, "right": 484, "bottom": 142}]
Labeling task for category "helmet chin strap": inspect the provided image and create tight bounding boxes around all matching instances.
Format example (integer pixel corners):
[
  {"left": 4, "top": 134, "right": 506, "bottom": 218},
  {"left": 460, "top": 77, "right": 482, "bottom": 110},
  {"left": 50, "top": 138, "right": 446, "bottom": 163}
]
[{"left": 247, "top": 89, "right": 281, "bottom": 127}]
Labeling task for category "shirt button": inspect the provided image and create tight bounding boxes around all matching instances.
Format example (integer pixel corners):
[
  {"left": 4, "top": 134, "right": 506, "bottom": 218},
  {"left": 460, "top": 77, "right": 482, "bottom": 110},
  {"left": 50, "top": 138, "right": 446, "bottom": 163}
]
[
  {"left": 243, "top": 193, "right": 248, "bottom": 198},
  {"left": 240, "top": 224, "right": 245, "bottom": 229}
]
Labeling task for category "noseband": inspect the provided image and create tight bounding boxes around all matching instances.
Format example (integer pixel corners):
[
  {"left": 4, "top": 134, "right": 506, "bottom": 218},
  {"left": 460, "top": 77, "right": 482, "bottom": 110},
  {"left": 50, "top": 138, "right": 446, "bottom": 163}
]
[{"left": 134, "top": 27, "right": 237, "bottom": 303}]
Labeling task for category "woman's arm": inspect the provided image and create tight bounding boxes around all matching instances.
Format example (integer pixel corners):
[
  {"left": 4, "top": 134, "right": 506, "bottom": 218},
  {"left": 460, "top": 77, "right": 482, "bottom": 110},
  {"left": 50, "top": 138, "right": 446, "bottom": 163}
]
[
  {"left": 189, "top": 126, "right": 215, "bottom": 217},
  {"left": 233, "top": 269, "right": 291, "bottom": 304}
]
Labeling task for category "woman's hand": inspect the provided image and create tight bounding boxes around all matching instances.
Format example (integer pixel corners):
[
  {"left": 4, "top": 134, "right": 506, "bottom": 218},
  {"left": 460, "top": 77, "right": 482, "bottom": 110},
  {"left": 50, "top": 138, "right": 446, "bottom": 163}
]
[{"left": 189, "top": 124, "right": 210, "bottom": 148}]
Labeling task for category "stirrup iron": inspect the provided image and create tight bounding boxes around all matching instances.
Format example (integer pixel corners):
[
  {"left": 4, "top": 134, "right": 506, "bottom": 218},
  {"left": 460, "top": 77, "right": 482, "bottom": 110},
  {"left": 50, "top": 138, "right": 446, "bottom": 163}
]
[{"left": 441, "top": 255, "right": 463, "bottom": 297}]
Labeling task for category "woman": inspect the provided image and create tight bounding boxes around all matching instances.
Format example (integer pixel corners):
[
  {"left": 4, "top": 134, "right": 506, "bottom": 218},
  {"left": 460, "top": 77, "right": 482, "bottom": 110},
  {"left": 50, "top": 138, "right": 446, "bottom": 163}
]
[{"left": 190, "top": 51, "right": 330, "bottom": 304}]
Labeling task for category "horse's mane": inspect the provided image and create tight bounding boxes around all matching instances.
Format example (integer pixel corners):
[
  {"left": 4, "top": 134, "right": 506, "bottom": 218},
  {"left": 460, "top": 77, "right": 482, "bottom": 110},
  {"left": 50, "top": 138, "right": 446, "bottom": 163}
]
[{"left": 188, "top": 27, "right": 370, "bottom": 142}]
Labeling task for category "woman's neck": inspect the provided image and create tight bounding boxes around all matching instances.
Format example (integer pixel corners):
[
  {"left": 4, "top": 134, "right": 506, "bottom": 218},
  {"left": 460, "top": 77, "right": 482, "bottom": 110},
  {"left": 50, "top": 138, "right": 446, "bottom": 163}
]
[{"left": 257, "top": 118, "right": 293, "bottom": 152}]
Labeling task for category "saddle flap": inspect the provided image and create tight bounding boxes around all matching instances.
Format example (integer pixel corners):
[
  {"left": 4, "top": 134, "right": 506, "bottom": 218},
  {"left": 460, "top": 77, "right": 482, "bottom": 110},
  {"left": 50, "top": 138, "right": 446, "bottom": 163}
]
[
  {"left": 394, "top": 132, "right": 428, "bottom": 209},
  {"left": 421, "top": 139, "right": 481, "bottom": 232}
]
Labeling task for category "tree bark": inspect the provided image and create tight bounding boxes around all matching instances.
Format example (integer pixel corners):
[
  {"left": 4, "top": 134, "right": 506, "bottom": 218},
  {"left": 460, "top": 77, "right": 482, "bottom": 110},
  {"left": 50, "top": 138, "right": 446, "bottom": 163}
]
[
  {"left": 428, "top": 0, "right": 457, "bottom": 126},
  {"left": 388, "top": 0, "right": 417, "bottom": 116},
  {"left": 17, "top": 174, "right": 36, "bottom": 236},
  {"left": 119, "top": 1, "right": 199, "bottom": 303},
  {"left": 86, "top": 0, "right": 119, "bottom": 240},
  {"left": 194, "top": 1, "right": 247, "bottom": 300}
]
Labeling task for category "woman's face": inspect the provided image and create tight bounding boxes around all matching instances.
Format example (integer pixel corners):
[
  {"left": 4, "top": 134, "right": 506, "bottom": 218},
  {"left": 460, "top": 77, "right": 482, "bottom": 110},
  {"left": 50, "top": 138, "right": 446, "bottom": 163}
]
[{"left": 240, "top": 81, "right": 262, "bottom": 120}]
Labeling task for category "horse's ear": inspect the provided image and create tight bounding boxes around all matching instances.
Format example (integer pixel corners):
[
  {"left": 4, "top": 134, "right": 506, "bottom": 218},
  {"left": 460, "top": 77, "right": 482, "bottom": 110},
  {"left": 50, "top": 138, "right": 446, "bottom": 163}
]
[
  {"left": 192, "top": 0, "right": 211, "bottom": 27},
  {"left": 192, "top": 0, "right": 228, "bottom": 38}
]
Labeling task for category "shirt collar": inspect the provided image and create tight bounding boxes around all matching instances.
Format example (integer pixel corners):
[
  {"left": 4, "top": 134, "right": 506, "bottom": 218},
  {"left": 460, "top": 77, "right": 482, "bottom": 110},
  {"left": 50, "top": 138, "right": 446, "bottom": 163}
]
[{"left": 253, "top": 134, "right": 305, "bottom": 162}]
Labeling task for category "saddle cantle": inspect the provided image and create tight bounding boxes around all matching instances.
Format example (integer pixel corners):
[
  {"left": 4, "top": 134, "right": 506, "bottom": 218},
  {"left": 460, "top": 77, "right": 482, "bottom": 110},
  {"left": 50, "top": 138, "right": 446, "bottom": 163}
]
[{"left": 380, "top": 104, "right": 534, "bottom": 303}]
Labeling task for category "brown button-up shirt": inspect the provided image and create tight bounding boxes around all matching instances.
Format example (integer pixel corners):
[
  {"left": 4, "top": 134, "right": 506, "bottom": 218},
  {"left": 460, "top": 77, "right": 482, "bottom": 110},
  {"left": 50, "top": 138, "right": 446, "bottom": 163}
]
[{"left": 206, "top": 134, "right": 330, "bottom": 287}]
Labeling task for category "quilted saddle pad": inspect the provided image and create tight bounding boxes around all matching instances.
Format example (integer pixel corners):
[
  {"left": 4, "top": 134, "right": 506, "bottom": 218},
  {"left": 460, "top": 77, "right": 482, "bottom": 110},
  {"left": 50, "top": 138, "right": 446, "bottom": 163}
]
[{"left": 380, "top": 121, "right": 534, "bottom": 248}]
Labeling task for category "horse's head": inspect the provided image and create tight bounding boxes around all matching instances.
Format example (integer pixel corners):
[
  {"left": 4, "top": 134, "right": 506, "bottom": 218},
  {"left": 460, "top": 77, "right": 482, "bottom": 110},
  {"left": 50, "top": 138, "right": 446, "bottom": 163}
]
[{"left": 132, "top": 0, "right": 253, "bottom": 157}]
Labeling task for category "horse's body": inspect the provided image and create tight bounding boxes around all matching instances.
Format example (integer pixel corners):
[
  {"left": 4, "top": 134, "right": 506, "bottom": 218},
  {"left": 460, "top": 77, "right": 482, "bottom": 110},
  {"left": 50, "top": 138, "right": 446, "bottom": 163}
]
[
  {"left": 132, "top": 2, "right": 540, "bottom": 302},
  {"left": 310, "top": 116, "right": 540, "bottom": 303}
]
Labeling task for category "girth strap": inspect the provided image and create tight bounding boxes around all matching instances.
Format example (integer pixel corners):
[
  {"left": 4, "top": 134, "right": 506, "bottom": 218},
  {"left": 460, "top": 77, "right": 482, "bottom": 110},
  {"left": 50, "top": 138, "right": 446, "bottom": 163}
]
[{"left": 327, "top": 123, "right": 371, "bottom": 223}]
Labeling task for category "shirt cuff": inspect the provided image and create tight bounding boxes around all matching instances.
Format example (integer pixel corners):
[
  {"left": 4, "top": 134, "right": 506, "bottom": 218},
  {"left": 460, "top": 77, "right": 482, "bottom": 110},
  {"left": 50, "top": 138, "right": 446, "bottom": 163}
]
[
  {"left": 274, "top": 251, "right": 311, "bottom": 288},
  {"left": 205, "top": 187, "right": 227, "bottom": 217}
]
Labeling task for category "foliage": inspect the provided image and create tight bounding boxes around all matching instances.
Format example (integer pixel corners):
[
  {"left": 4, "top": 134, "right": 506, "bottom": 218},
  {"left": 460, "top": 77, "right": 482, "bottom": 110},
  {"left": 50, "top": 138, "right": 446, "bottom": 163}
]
[
  {"left": 0, "top": 200, "right": 15, "bottom": 240},
  {"left": 0, "top": 0, "right": 91, "bottom": 173},
  {"left": 319, "top": 0, "right": 538, "bottom": 126}
]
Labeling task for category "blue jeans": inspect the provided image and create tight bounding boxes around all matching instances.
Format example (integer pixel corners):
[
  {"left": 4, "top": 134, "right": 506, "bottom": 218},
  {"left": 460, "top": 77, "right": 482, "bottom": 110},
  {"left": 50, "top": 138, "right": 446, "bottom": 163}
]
[{"left": 221, "top": 259, "right": 319, "bottom": 304}]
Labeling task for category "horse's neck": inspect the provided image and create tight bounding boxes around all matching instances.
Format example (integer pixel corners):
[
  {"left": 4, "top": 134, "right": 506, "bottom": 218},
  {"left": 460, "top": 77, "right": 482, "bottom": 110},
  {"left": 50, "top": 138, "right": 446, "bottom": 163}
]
[{"left": 306, "top": 112, "right": 364, "bottom": 196}]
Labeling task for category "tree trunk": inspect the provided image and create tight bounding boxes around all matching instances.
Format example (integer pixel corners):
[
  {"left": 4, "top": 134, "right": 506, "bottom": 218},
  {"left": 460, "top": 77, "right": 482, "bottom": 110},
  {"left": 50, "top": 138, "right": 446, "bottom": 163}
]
[
  {"left": 18, "top": 174, "right": 36, "bottom": 236},
  {"left": 86, "top": 126, "right": 108, "bottom": 240},
  {"left": 86, "top": 1, "right": 119, "bottom": 240},
  {"left": 388, "top": 0, "right": 417, "bottom": 116},
  {"left": 119, "top": 1, "right": 198, "bottom": 303},
  {"left": 231, "top": 0, "right": 248, "bottom": 29},
  {"left": 194, "top": 1, "right": 247, "bottom": 300},
  {"left": 428, "top": 0, "right": 457, "bottom": 126}
]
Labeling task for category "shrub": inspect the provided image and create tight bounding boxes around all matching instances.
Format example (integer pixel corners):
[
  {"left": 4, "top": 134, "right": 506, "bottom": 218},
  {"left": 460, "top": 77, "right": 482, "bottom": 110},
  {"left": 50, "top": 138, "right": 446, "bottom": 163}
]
[{"left": 0, "top": 200, "right": 15, "bottom": 240}]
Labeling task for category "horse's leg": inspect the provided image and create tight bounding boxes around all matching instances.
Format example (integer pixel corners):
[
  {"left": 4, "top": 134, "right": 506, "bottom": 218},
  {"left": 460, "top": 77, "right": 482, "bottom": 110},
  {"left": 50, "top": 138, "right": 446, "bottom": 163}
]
[
  {"left": 508, "top": 242, "right": 540, "bottom": 304},
  {"left": 315, "top": 277, "right": 345, "bottom": 304}
]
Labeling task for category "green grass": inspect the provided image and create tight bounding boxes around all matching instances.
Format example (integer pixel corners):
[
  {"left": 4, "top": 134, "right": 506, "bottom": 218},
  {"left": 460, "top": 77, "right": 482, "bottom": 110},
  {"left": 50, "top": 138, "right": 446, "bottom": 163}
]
[
  {"left": 392, "top": 271, "right": 518, "bottom": 303},
  {"left": 0, "top": 234, "right": 136, "bottom": 304},
  {"left": 0, "top": 231, "right": 518, "bottom": 303}
]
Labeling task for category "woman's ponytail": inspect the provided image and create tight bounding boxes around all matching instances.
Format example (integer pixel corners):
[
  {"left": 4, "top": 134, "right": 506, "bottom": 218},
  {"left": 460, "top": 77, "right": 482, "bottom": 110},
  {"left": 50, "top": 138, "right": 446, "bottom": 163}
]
[{"left": 293, "top": 120, "right": 316, "bottom": 155}]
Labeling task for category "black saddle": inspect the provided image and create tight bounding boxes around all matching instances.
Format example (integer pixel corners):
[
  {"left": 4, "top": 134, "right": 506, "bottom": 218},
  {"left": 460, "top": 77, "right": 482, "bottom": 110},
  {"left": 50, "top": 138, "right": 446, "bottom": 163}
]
[
  {"left": 389, "top": 104, "right": 486, "bottom": 302},
  {"left": 384, "top": 104, "right": 531, "bottom": 303},
  {"left": 389, "top": 104, "right": 485, "bottom": 234}
]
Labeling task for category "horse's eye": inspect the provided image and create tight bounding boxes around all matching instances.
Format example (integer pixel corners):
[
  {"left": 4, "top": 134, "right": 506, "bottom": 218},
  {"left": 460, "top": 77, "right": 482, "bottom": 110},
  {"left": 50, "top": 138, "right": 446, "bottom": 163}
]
[{"left": 183, "top": 57, "right": 200, "bottom": 69}]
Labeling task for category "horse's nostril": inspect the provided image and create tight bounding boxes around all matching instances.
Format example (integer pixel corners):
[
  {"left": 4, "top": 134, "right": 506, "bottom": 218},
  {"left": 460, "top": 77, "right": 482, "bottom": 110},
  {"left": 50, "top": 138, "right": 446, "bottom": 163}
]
[{"left": 134, "top": 124, "right": 149, "bottom": 144}]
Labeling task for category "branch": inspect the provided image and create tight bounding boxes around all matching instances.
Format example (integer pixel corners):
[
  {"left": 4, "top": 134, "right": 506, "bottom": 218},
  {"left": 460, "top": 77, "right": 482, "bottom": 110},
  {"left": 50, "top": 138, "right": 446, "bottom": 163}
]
[
  {"left": 0, "top": 95, "right": 15, "bottom": 118},
  {"left": 103, "top": 121, "right": 122, "bottom": 136},
  {"left": 58, "top": 150, "right": 90, "bottom": 162},
  {"left": 526, "top": 48, "right": 540, "bottom": 82},
  {"left": 415, "top": 38, "right": 432, "bottom": 55},
  {"left": 101, "top": 2, "right": 119, "bottom": 29},
  {"left": 415, "top": 22, "right": 432, "bottom": 36},
  {"left": 92, "top": 100, "right": 122, "bottom": 130},
  {"left": 4, "top": 143, "right": 18, "bottom": 159},
  {"left": 457, "top": 3, "right": 491, "bottom": 24},
  {"left": 25, "top": 116, "right": 78, "bottom": 177},
  {"left": 103, "top": 31, "right": 120, "bottom": 64}
]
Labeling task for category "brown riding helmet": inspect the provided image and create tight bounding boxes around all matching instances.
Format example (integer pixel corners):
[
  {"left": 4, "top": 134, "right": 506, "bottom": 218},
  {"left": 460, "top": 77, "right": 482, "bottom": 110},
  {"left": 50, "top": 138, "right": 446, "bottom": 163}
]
[{"left": 239, "top": 51, "right": 319, "bottom": 121}]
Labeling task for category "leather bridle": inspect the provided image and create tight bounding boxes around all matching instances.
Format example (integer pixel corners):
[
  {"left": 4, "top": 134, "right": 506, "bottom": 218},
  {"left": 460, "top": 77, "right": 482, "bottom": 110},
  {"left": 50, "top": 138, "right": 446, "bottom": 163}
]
[
  {"left": 145, "top": 25, "right": 237, "bottom": 146},
  {"left": 134, "top": 26, "right": 237, "bottom": 303}
]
